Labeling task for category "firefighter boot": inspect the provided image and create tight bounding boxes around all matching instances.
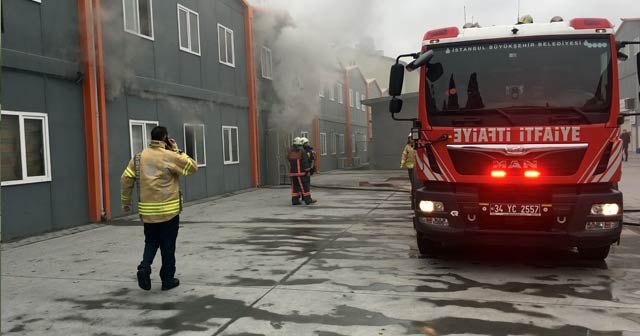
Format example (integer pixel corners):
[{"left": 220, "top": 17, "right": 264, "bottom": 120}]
[
  {"left": 136, "top": 267, "right": 151, "bottom": 291},
  {"left": 161, "top": 278, "right": 180, "bottom": 291}
]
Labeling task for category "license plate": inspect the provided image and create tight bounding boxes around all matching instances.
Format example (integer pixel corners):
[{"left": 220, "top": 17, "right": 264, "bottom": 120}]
[{"left": 488, "top": 203, "right": 541, "bottom": 217}]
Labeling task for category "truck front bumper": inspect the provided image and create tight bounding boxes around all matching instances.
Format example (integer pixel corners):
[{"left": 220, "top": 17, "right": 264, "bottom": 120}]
[{"left": 413, "top": 184, "right": 623, "bottom": 249}]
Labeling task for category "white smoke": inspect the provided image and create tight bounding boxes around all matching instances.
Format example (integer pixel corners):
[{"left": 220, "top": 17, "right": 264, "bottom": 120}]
[{"left": 254, "top": 0, "right": 383, "bottom": 131}]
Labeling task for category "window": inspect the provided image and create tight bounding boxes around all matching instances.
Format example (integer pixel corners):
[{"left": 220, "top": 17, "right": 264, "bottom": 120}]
[
  {"left": 222, "top": 126, "right": 239, "bottom": 164},
  {"left": 362, "top": 134, "right": 368, "bottom": 152},
  {"left": 129, "top": 120, "right": 158, "bottom": 157},
  {"left": 338, "top": 134, "right": 345, "bottom": 154},
  {"left": 356, "top": 91, "right": 361, "bottom": 109},
  {"left": 361, "top": 94, "right": 366, "bottom": 111},
  {"left": 177, "top": 4, "right": 200, "bottom": 55},
  {"left": 352, "top": 134, "right": 356, "bottom": 153},
  {"left": 331, "top": 133, "right": 337, "bottom": 154},
  {"left": 329, "top": 85, "right": 335, "bottom": 101},
  {"left": 1, "top": 111, "right": 51, "bottom": 186},
  {"left": 320, "top": 133, "right": 327, "bottom": 156},
  {"left": 184, "top": 124, "right": 206, "bottom": 167},
  {"left": 301, "top": 131, "right": 309, "bottom": 139},
  {"left": 218, "top": 24, "right": 235, "bottom": 67},
  {"left": 319, "top": 84, "right": 325, "bottom": 98},
  {"left": 123, "top": 0, "right": 154, "bottom": 39},
  {"left": 337, "top": 83, "right": 344, "bottom": 104},
  {"left": 261, "top": 46, "right": 273, "bottom": 79}
]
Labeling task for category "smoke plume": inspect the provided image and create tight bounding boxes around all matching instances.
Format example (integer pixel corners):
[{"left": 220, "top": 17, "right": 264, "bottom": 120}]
[{"left": 254, "top": 0, "right": 383, "bottom": 131}]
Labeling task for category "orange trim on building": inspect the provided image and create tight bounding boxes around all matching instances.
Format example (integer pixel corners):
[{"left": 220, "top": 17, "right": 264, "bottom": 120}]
[
  {"left": 92, "top": 0, "right": 110, "bottom": 220},
  {"left": 313, "top": 116, "right": 320, "bottom": 172},
  {"left": 77, "top": 0, "right": 101, "bottom": 222},
  {"left": 344, "top": 70, "right": 352, "bottom": 166},
  {"left": 242, "top": 1, "right": 260, "bottom": 187},
  {"left": 365, "top": 81, "right": 371, "bottom": 141}
]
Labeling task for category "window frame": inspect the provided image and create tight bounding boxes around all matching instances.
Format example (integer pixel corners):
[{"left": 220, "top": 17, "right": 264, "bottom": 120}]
[
  {"left": 331, "top": 133, "right": 337, "bottom": 155},
  {"left": 337, "top": 83, "right": 344, "bottom": 104},
  {"left": 218, "top": 24, "right": 236, "bottom": 67},
  {"left": 183, "top": 123, "right": 207, "bottom": 167},
  {"left": 122, "top": 0, "right": 155, "bottom": 40},
  {"left": 177, "top": 4, "right": 201, "bottom": 56},
  {"left": 320, "top": 132, "right": 327, "bottom": 156},
  {"left": 261, "top": 46, "right": 273, "bottom": 79},
  {"left": 355, "top": 91, "right": 361, "bottom": 109},
  {"left": 319, "top": 84, "right": 325, "bottom": 98},
  {"left": 1, "top": 111, "right": 52, "bottom": 186},
  {"left": 361, "top": 94, "right": 366, "bottom": 111},
  {"left": 300, "top": 131, "right": 309, "bottom": 139},
  {"left": 362, "top": 133, "right": 368, "bottom": 152},
  {"left": 339, "top": 133, "right": 345, "bottom": 154},
  {"left": 329, "top": 85, "right": 335, "bottom": 101},
  {"left": 222, "top": 126, "right": 240, "bottom": 165},
  {"left": 349, "top": 89, "right": 354, "bottom": 107},
  {"left": 129, "top": 119, "right": 158, "bottom": 157},
  {"left": 352, "top": 134, "right": 356, "bottom": 153}
]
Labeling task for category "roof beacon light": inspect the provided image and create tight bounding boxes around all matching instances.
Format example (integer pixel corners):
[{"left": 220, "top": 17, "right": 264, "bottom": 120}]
[
  {"left": 424, "top": 27, "right": 460, "bottom": 40},
  {"left": 569, "top": 18, "right": 613, "bottom": 30},
  {"left": 550, "top": 16, "right": 564, "bottom": 23}
]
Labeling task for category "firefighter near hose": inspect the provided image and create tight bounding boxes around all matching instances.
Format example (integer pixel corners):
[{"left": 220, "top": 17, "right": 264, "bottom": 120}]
[{"left": 288, "top": 137, "right": 317, "bottom": 205}]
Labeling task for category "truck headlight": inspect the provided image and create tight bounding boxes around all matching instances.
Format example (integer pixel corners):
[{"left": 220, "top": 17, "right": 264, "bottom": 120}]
[
  {"left": 419, "top": 201, "right": 444, "bottom": 213},
  {"left": 590, "top": 203, "right": 620, "bottom": 216}
]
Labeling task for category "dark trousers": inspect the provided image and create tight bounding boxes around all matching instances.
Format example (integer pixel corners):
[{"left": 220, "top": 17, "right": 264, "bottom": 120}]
[
  {"left": 138, "top": 215, "right": 179, "bottom": 284},
  {"left": 623, "top": 145, "right": 629, "bottom": 161},
  {"left": 290, "top": 175, "right": 311, "bottom": 204},
  {"left": 407, "top": 168, "right": 415, "bottom": 189}
]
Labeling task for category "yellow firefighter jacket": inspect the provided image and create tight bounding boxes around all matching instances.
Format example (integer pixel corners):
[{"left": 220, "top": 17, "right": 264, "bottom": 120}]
[
  {"left": 400, "top": 143, "right": 416, "bottom": 169},
  {"left": 121, "top": 140, "right": 198, "bottom": 223}
]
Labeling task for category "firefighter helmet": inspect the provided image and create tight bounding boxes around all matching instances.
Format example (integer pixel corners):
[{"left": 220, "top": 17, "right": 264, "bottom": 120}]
[
  {"left": 300, "top": 137, "right": 309, "bottom": 144},
  {"left": 293, "top": 137, "right": 303, "bottom": 145}
]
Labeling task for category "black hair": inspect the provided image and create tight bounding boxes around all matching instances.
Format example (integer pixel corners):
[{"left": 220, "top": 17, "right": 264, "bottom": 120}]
[{"left": 151, "top": 126, "right": 168, "bottom": 141}]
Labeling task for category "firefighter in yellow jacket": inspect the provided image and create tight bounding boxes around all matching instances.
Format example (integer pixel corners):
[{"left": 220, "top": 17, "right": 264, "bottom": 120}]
[
  {"left": 400, "top": 134, "right": 416, "bottom": 189},
  {"left": 121, "top": 126, "right": 198, "bottom": 291}
]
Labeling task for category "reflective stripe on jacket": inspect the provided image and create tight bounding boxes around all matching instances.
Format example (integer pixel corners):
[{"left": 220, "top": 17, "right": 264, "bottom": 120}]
[
  {"left": 400, "top": 144, "right": 416, "bottom": 169},
  {"left": 121, "top": 140, "right": 198, "bottom": 223}
]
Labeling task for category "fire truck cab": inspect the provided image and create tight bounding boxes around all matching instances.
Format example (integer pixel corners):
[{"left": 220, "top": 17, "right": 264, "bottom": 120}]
[{"left": 389, "top": 17, "right": 640, "bottom": 260}]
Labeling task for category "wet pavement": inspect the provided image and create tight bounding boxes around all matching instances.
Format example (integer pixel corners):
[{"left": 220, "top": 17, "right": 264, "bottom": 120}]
[{"left": 3, "top": 155, "right": 640, "bottom": 335}]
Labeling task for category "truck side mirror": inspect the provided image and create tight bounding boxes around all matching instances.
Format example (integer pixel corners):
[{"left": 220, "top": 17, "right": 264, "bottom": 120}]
[
  {"left": 389, "top": 63, "right": 405, "bottom": 97},
  {"left": 389, "top": 97, "right": 403, "bottom": 114}
]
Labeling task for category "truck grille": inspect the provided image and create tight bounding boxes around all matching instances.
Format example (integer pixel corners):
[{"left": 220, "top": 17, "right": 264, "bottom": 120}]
[{"left": 448, "top": 144, "right": 586, "bottom": 176}]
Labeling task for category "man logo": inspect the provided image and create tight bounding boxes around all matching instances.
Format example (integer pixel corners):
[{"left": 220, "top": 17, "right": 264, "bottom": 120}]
[
  {"left": 492, "top": 160, "right": 538, "bottom": 169},
  {"left": 505, "top": 145, "right": 524, "bottom": 155}
]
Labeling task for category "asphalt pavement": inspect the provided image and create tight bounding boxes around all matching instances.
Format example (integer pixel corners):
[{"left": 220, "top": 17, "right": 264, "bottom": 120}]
[{"left": 2, "top": 154, "right": 640, "bottom": 335}]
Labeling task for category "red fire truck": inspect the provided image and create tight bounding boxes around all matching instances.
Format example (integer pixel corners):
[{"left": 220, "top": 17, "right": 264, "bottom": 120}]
[{"left": 389, "top": 17, "right": 640, "bottom": 259}]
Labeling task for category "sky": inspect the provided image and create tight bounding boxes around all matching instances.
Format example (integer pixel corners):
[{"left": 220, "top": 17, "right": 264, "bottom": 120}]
[{"left": 269, "top": 0, "right": 640, "bottom": 58}]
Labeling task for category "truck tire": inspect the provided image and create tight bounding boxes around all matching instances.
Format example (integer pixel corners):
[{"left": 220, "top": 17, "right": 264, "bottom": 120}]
[
  {"left": 417, "top": 233, "right": 441, "bottom": 256},
  {"left": 578, "top": 245, "right": 610, "bottom": 260}
]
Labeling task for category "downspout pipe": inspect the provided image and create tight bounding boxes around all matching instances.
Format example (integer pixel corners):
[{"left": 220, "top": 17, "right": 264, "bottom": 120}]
[
  {"left": 241, "top": 1, "right": 260, "bottom": 187},
  {"left": 91, "top": 0, "right": 110, "bottom": 220},
  {"left": 344, "top": 70, "right": 352, "bottom": 166},
  {"left": 77, "top": 0, "right": 102, "bottom": 222},
  {"left": 313, "top": 117, "right": 320, "bottom": 173}
]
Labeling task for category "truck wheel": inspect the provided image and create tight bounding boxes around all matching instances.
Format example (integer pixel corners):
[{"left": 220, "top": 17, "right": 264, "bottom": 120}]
[
  {"left": 578, "top": 245, "right": 610, "bottom": 260},
  {"left": 417, "top": 233, "right": 441, "bottom": 256}
]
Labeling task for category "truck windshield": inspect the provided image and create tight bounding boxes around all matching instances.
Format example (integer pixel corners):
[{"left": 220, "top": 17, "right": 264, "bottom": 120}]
[{"left": 425, "top": 37, "right": 612, "bottom": 126}]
